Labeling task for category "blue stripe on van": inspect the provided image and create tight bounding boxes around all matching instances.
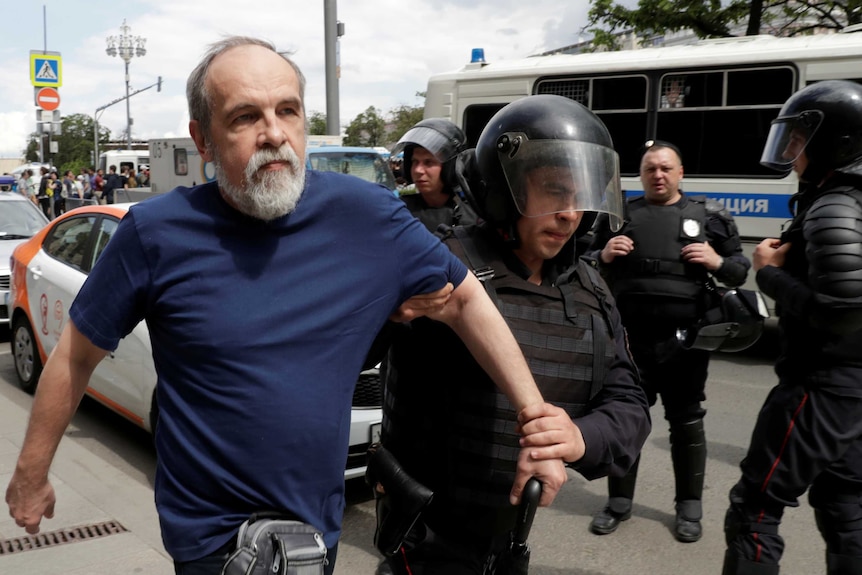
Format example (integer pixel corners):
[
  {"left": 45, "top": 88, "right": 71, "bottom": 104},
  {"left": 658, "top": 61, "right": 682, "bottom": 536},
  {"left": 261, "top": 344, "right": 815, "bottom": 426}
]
[{"left": 624, "top": 191, "right": 794, "bottom": 219}]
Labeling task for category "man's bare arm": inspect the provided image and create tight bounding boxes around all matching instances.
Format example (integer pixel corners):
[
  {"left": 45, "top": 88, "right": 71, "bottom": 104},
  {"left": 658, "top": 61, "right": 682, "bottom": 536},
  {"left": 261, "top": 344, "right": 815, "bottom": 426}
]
[{"left": 6, "top": 321, "right": 108, "bottom": 534}]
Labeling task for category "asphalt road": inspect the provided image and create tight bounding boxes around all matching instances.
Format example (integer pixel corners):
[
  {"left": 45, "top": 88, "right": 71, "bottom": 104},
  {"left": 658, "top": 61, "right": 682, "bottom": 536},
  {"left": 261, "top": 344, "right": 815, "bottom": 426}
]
[{"left": 0, "top": 327, "right": 826, "bottom": 574}]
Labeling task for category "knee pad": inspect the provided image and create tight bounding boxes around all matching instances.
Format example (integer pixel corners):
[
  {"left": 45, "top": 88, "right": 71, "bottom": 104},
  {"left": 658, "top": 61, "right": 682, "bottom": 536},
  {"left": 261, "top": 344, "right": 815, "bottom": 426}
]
[{"left": 725, "top": 495, "right": 781, "bottom": 546}]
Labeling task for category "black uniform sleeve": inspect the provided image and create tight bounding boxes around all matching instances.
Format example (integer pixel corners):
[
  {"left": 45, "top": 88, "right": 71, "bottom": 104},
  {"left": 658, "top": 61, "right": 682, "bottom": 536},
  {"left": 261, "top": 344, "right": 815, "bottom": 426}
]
[
  {"left": 756, "top": 265, "right": 814, "bottom": 320},
  {"left": 785, "top": 190, "right": 862, "bottom": 334},
  {"left": 567, "top": 284, "right": 651, "bottom": 480},
  {"left": 705, "top": 201, "right": 749, "bottom": 288}
]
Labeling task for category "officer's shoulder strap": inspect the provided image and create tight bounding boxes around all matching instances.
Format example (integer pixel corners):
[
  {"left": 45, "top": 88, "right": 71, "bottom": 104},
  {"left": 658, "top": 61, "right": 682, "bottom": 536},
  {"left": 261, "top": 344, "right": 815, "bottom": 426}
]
[{"left": 451, "top": 225, "right": 497, "bottom": 283}]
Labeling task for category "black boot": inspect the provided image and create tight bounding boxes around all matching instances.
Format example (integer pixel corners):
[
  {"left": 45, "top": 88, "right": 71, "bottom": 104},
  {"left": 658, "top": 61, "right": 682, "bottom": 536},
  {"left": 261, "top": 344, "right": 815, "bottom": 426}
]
[
  {"left": 590, "top": 457, "right": 639, "bottom": 535},
  {"left": 721, "top": 549, "right": 780, "bottom": 575},
  {"left": 670, "top": 419, "right": 706, "bottom": 543}
]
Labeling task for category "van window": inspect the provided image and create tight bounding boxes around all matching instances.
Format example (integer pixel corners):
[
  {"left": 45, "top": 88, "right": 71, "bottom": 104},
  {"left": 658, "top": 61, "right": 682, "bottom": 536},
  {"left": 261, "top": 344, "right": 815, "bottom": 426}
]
[{"left": 174, "top": 148, "right": 189, "bottom": 176}]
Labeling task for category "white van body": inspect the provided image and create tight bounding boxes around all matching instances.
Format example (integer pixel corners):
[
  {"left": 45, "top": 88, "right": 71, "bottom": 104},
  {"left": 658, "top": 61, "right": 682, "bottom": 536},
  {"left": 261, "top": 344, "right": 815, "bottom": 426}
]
[
  {"left": 98, "top": 150, "right": 149, "bottom": 176},
  {"left": 147, "top": 137, "right": 213, "bottom": 194}
]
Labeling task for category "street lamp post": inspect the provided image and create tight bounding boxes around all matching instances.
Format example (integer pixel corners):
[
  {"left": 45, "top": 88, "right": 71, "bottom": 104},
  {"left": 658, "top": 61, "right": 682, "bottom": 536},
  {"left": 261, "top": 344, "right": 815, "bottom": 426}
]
[{"left": 106, "top": 19, "right": 146, "bottom": 151}]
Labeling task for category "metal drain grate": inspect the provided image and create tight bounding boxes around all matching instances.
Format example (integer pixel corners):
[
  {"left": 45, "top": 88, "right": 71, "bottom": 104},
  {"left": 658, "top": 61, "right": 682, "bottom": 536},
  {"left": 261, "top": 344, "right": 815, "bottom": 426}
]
[{"left": 0, "top": 520, "right": 128, "bottom": 555}]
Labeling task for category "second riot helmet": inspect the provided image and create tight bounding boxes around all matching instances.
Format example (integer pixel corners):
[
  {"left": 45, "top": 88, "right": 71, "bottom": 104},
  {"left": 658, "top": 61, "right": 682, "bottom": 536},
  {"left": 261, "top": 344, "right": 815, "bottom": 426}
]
[
  {"left": 472, "top": 94, "right": 624, "bottom": 234},
  {"left": 391, "top": 118, "right": 467, "bottom": 187},
  {"left": 760, "top": 80, "right": 862, "bottom": 182}
]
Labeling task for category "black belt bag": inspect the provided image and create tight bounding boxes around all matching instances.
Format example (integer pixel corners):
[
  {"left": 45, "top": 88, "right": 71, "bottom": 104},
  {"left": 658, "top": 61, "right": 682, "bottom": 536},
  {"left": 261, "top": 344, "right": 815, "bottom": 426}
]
[{"left": 221, "top": 512, "right": 327, "bottom": 575}]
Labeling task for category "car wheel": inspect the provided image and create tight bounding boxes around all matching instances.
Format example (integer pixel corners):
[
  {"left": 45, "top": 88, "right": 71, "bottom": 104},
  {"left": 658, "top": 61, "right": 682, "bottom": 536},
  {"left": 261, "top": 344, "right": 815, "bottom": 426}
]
[{"left": 12, "top": 316, "right": 43, "bottom": 394}]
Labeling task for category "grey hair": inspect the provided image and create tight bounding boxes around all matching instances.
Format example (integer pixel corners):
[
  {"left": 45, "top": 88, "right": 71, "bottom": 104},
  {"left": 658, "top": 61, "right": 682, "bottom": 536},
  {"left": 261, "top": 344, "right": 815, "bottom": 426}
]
[{"left": 186, "top": 36, "right": 307, "bottom": 142}]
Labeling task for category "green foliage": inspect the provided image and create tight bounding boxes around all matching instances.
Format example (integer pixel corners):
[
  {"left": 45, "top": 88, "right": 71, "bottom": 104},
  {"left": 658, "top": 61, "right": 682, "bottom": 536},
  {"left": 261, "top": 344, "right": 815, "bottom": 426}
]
[
  {"left": 24, "top": 137, "right": 39, "bottom": 163},
  {"left": 586, "top": 0, "right": 862, "bottom": 49},
  {"left": 343, "top": 106, "right": 387, "bottom": 147},
  {"left": 340, "top": 92, "right": 426, "bottom": 150},
  {"left": 25, "top": 113, "right": 111, "bottom": 172},
  {"left": 388, "top": 104, "right": 425, "bottom": 145},
  {"left": 308, "top": 111, "right": 328, "bottom": 135}
]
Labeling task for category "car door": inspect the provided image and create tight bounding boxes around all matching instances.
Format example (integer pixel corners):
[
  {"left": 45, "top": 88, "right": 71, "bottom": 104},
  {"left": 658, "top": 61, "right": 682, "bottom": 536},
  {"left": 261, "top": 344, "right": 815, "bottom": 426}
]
[
  {"left": 84, "top": 214, "right": 155, "bottom": 427},
  {"left": 26, "top": 213, "right": 154, "bottom": 428},
  {"left": 25, "top": 214, "right": 100, "bottom": 356}
]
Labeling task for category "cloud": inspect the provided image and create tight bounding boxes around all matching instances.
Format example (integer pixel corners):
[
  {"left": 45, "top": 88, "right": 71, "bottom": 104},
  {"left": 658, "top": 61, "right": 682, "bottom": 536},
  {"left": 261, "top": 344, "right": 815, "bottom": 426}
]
[{"left": 0, "top": 0, "right": 588, "bottom": 160}]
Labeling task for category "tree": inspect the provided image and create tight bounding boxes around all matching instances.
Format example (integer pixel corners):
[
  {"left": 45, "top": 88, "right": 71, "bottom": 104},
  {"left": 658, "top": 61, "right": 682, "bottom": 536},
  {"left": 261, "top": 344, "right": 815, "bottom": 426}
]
[
  {"left": 23, "top": 135, "right": 40, "bottom": 163},
  {"left": 53, "top": 114, "right": 110, "bottom": 174},
  {"left": 586, "top": 0, "right": 862, "bottom": 50},
  {"left": 24, "top": 114, "right": 110, "bottom": 171},
  {"left": 308, "top": 111, "right": 327, "bottom": 135},
  {"left": 343, "top": 106, "right": 386, "bottom": 147},
  {"left": 387, "top": 103, "right": 425, "bottom": 147}
]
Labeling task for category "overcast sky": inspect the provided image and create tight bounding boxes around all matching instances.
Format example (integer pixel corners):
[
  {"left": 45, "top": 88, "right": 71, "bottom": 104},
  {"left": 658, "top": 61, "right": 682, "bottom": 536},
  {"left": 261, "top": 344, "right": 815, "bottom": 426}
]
[{"left": 0, "top": 0, "right": 598, "bottom": 160}]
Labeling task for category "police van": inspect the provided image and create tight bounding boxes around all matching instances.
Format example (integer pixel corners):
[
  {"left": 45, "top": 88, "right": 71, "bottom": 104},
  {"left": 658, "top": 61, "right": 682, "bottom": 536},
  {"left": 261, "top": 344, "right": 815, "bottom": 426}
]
[{"left": 423, "top": 31, "right": 862, "bottom": 304}]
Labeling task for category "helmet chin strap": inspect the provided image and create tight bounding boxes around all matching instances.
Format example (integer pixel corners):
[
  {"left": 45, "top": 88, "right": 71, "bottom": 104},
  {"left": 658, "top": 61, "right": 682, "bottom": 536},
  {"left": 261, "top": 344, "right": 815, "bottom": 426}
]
[{"left": 496, "top": 220, "right": 521, "bottom": 249}]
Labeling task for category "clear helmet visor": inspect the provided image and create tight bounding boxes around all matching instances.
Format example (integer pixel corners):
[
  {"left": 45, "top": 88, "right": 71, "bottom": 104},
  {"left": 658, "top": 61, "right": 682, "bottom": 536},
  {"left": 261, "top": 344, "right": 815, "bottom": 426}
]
[
  {"left": 497, "top": 135, "right": 624, "bottom": 231},
  {"left": 760, "top": 110, "right": 823, "bottom": 172},
  {"left": 391, "top": 125, "right": 460, "bottom": 163}
]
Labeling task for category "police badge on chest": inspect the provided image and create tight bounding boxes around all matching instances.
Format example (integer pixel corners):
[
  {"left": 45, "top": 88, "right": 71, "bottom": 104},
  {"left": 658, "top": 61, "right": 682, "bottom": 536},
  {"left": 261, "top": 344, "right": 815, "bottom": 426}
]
[{"left": 680, "top": 218, "right": 705, "bottom": 242}]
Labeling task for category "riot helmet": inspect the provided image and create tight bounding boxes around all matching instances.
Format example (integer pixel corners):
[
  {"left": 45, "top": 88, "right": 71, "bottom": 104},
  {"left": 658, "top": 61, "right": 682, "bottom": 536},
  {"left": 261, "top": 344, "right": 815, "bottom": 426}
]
[
  {"left": 677, "top": 288, "right": 768, "bottom": 353},
  {"left": 472, "top": 95, "right": 624, "bottom": 237},
  {"left": 391, "top": 118, "right": 467, "bottom": 187},
  {"left": 761, "top": 80, "right": 862, "bottom": 182}
]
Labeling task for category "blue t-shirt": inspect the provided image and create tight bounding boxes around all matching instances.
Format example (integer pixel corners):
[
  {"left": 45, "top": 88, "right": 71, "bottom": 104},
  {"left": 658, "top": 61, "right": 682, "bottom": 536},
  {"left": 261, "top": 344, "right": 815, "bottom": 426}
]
[{"left": 70, "top": 172, "right": 467, "bottom": 561}]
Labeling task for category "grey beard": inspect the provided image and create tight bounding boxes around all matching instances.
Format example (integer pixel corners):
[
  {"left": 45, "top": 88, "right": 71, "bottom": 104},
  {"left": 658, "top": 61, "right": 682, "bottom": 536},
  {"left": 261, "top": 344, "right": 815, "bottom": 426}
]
[{"left": 215, "top": 145, "right": 307, "bottom": 221}]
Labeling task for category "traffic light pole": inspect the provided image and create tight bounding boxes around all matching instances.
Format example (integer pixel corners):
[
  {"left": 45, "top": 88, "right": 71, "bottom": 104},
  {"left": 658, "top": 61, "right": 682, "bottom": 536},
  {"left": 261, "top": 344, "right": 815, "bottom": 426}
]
[{"left": 93, "top": 76, "right": 161, "bottom": 167}]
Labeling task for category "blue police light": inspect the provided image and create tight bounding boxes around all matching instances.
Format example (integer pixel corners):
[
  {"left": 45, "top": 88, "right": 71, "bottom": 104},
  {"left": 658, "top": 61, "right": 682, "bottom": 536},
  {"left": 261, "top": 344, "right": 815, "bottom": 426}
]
[{"left": 471, "top": 48, "right": 486, "bottom": 63}]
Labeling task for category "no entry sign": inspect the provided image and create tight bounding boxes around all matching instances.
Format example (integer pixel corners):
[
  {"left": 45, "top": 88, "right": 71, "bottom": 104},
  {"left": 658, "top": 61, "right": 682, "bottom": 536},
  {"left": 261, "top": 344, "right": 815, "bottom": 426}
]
[{"left": 36, "top": 87, "right": 60, "bottom": 111}]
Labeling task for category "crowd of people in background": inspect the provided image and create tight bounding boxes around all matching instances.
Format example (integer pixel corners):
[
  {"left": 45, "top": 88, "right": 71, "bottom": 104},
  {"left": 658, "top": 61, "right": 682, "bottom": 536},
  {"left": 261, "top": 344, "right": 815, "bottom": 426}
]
[
  {"left": 5, "top": 162, "right": 149, "bottom": 219},
  {"left": 4, "top": 35, "right": 862, "bottom": 574}
]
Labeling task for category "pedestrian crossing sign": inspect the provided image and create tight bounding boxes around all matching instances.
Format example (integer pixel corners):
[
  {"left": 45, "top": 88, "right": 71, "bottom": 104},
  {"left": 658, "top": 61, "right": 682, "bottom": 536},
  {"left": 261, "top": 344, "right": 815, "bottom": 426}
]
[{"left": 30, "top": 51, "right": 62, "bottom": 88}]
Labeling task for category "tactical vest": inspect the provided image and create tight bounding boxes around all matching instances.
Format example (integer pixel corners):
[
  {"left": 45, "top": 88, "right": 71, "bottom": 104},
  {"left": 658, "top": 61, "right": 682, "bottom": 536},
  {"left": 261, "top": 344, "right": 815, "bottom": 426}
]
[
  {"left": 608, "top": 195, "right": 710, "bottom": 323},
  {"left": 401, "top": 193, "right": 478, "bottom": 233},
  {"left": 382, "top": 226, "right": 616, "bottom": 510}
]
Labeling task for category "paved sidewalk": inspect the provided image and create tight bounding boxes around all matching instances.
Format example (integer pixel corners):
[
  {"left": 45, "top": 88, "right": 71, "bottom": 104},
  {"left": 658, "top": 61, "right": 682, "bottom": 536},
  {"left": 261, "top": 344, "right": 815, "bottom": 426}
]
[{"left": 0, "top": 380, "right": 173, "bottom": 575}]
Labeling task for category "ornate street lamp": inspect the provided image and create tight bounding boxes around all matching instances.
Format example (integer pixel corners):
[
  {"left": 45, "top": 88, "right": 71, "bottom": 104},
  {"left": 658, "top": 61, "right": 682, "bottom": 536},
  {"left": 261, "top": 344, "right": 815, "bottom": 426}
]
[{"left": 106, "top": 19, "right": 147, "bottom": 150}]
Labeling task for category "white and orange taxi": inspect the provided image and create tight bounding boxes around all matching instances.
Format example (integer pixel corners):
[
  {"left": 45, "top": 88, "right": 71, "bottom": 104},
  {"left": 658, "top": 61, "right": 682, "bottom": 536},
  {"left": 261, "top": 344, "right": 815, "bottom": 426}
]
[{"left": 9, "top": 202, "right": 382, "bottom": 480}]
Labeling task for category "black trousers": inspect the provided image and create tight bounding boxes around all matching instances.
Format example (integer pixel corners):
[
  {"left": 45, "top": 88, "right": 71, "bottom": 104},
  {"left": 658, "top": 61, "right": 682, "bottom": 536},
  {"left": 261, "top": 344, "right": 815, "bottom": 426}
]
[
  {"left": 626, "top": 327, "right": 710, "bottom": 422},
  {"left": 725, "top": 367, "right": 862, "bottom": 569}
]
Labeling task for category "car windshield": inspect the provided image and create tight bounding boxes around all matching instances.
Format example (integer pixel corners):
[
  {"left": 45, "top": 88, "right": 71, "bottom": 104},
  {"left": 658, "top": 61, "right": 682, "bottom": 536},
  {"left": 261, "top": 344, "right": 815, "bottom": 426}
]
[
  {"left": 309, "top": 151, "right": 397, "bottom": 190},
  {"left": 0, "top": 198, "right": 48, "bottom": 238}
]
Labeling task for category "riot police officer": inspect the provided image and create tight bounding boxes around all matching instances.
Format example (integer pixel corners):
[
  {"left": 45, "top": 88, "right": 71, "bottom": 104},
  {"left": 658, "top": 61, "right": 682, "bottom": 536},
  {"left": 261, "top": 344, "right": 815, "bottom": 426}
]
[
  {"left": 586, "top": 140, "right": 750, "bottom": 543},
  {"left": 722, "top": 80, "right": 862, "bottom": 575},
  {"left": 391, "top": 118, "right": 478, "bottom": 232},
  {"left": 375, "top": 95, "right": 651, "bottom": 574}
]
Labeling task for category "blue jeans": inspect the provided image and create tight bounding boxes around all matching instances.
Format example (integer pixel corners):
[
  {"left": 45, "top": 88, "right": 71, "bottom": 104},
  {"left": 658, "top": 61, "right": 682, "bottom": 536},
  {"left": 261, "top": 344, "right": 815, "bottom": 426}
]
[{"left": 174, "top": 540, "right": 338, "bottom": 575}]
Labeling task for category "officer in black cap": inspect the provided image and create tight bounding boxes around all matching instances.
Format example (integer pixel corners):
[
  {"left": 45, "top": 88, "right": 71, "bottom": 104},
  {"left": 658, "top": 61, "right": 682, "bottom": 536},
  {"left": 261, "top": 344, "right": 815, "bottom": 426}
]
[
  {"left": 586, "top": 139, "right": 750, "bottom": 543},
  {"left": 374, "top": 95, "right": 651, "bottom": 574},
  {"left": 722, "top": 80, "right": 862, "bottom": 575},
  {"left": 391, "top": 118, "right": 478, "bottom": 232}
]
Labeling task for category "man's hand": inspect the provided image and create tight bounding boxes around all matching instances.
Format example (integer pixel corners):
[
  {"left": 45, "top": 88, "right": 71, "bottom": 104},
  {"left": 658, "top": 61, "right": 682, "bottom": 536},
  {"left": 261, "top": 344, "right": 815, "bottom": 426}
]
[
  {"left": 600, "top": 235, "right": 634, "bottom": 264},
  {"left": 681, "top": 241, "right": 723, "bottom": 271},
  {"left": 510, "top": 449, "right": 567, "bottom": 508},
  {"left": 389, "top": 283, "right": 454, "bottom": 322},
  {"left": 6, "top": 470, "right": 55, "bottom": 534},
  {"left": 753, "top": 238, "right": 788, "bottom": 272},
  {"left": 517, "top": 402, "right": 586, "bottom": 464}
]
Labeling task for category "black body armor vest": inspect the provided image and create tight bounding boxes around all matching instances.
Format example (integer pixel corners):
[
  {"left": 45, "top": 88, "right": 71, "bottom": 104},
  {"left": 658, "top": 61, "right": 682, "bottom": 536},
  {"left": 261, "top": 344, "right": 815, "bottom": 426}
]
[
  {"left": 608, "top": 196, "right": 710, "bottom": 324},
  {"left": 382, "top": 226, "right": 616, "bottom": 512}
]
